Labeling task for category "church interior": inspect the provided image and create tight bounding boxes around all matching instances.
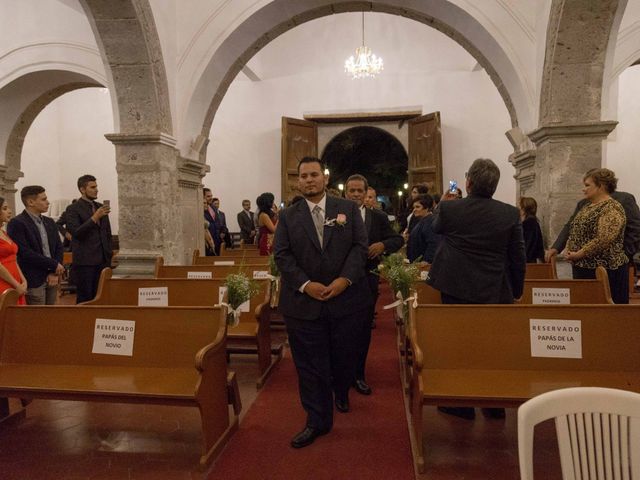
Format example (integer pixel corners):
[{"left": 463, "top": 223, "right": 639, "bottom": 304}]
[{"left": 1, "top": 1, "right": 640, "bottom": 478}]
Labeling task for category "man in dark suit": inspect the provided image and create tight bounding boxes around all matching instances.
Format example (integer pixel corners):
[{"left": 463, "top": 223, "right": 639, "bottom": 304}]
[
  {"left": 427, "top": 158, "right": 526, "bottom": 419},
  {"left": 237, "top": 199, "right": 256, "bottom": 244},
  {"left": 274, "top": 157, "right": 372, "bottom": 449},
  {"left": 7, "top": 185, "right": 64, "bottom": 304},
  {"left": 64, "top": 174, "right": 113, "bottom": 304},
  {"left": 213, "top": 198, "right": 233, "bottom": 249},
  {"left": 344, "top": 174, "right": 403, "bottom": 395},
  {"left": 203, "top": 188, "right": 220, "bottom": 255},
  {"left": 545, "top": 175, "right": 640, "bottom": 302}
]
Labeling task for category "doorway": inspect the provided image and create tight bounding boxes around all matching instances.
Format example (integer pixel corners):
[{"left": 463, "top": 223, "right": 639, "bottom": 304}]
[{"left": 321, "top": 126, "right": 407, "bottom": 213}]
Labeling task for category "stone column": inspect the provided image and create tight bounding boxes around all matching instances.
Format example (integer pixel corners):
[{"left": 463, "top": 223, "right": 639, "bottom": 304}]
[
  {"left": 526, "top": 121, "right": 617, "bottom": 245},
  {"left": 105, "top": 133, "right": 208, "bottom": 276},
  {"left": 0, "top": 164, "right": 23, "bottom": 211}
]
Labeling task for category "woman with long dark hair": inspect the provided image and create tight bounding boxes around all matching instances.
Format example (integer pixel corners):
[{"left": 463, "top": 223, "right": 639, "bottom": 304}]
[
  {"left": 256, "top": 192, "right": 278, "bottom": 255},
  {"left": 519, "top": 197, "right": 544, "bottom": 263}
]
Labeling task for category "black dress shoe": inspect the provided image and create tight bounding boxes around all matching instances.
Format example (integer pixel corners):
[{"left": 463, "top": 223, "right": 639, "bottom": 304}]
[
  {"left": 335, "top": 397, "right": 350, "bottom": 413},
  {"left": 437, "top": 406, "right": 476, "bottom": 420},
  {"left": 353, "top": 379, "right": 372, "bottom": 395},
  {"left": 481, "top": 407, "right": 506, "bottom": 419},
  {"left": 290, "top": 426, "right": 329, "bottom": 448}
]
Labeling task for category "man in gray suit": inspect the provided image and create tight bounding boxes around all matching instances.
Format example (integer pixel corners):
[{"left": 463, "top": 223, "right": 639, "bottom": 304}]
[
  {"left": 427, "top": 158, "right": 526, "bottom": 419},
  {"left": 274, "top": 157, "right": 372, "bottom": 448}
]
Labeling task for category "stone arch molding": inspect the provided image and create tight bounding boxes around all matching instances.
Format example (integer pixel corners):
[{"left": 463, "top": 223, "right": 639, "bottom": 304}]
[
  {"left": 181, "top": 0, "right": 534, "bottom": 162},
  {"left": 0, "top": 69, "right": 104, "bottom": 207}
]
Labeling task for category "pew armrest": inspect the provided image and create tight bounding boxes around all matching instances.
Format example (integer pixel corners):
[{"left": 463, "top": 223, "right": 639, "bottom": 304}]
[{"left": 227, "top": 371, "right": 242, "bottom": 415}]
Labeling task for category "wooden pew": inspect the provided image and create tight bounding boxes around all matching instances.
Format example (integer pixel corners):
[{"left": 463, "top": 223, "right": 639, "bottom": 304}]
[
  {"left": 399, "top": 270, "right": 613, "bottom": 393},
  {"left": 154, "top": 257, "right": 285, "bottom": 333},
  {"left": 0, "top": 289, "right": 240, "bottom": 468},
  {"left": 192, "top": 249, "right": 269, "bottom": 266},
  {"left": 407, "top": 302, "right": 640, "bottom": 473},
  {"left": 525, "top": 257, "right": 557, "bottom": 279},
  {"left": 87, "top": 269, "right": 282, "bottom": 388}
]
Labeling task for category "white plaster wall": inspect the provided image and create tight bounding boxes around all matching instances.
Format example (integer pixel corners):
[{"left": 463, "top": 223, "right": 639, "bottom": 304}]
[
  {"left": 205, "top": 14, "right": 514, "bottom": 233},
  {"left": 605, "top": 65, "right": 640, "bottom": 203},
  {"left": 16, "top": 88, "right": 119, "bottom": 233}
]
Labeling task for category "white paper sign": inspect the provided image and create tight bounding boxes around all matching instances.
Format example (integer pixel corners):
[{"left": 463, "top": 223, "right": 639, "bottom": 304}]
[
  {"left": 253, "top": 271, "right": 270, "bottom": 279},
  {"left": 214, "top": 261, "right": 235, "bottom": 266},
  {"left": 419, "top": 270, "right": 429, "bottom": 281},
  {"left": 530, "top": 319, "right": 582, "bottom": 358},
  {"left": 532, "top": 288, "right": 570, "bottom": 304},
  {"left": 92, "top": 319, "right": 136, "bottom": 356},
  {"left": 138, "top": 286, "right": 168, "bottom": 306},
  {"left": 187, "top": 271, "right": 212, "bottom": 279},
  {"left": 219, "top": 286, "right": 250, "bottom": 313}
]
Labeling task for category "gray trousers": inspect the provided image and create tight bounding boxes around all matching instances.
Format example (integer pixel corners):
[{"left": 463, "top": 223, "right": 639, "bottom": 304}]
[{"left": 26, "top": 282, "right": 58, "bottom": 305}]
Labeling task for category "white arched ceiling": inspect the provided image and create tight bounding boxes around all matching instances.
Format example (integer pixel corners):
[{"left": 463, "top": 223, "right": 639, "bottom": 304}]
[{"left": 179, "top": 0, "right": 535, "bottom": 159}]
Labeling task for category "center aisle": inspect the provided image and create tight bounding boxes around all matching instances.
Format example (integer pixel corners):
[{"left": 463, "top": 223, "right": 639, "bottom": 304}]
[{"left": 207, "top": 282, "right": 414, "bottom": 479}]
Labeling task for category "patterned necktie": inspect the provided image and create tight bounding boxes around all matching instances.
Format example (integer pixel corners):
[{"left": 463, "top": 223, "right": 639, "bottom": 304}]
[{"left": 312, "top": 205, "right": 324, "bottom": 246}]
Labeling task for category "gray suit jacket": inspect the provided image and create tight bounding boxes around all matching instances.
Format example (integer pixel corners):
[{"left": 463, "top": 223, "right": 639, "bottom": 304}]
[
  {"left": 427, "top": 194, "right": 526, "bottom": 303},
  {"left": 274, "top": 195, "right": 372, "bottom": 320},
  {"left": 237, "top": 209, "right": 255, "bottom": 243},
  {"left": 552, "top": 191, "right": 640, "bottom": 260}
]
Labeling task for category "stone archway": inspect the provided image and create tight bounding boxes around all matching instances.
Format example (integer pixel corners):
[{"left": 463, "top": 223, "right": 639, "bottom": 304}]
[
  {"left": 79, "top": 0, "right": 204, "bottom": 270},
  {"left": 182, "top": 0, "right": 533, "bottom": 164},
  {"left": 517, "top": 0, "right": 626, "bottom": 244}
]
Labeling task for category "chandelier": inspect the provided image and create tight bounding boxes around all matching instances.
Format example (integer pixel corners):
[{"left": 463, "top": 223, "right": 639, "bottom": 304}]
[{"left": 344, "top": 12, "right": 383, "bottom": 79}]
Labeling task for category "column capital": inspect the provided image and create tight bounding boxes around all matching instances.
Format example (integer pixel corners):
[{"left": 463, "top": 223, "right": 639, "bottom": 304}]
[
  {"left": 528, "top": 121, "right": 617, "bottom": 145},
  {"left": 104, "top": 132, "right": 177, "bottom": 147}
]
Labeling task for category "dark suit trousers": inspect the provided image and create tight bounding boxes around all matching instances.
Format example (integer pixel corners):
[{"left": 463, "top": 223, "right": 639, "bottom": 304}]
[
  {"left": 285, "top": 305, "right": 360, "bottom": 431},
  {"left": 74, "top": 264, "right": 108, "bottom": 303},
  {"left": 355, "top": 272, "right": 379, "bottom": 380}
]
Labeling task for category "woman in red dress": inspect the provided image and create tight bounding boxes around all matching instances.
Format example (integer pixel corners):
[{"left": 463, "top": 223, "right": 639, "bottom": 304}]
[
  {"left": 256, "top": 192, "right": 278, "bottom": 256},
  {"left": 0, "top": 197, "right": 27, "bottom": 304}
]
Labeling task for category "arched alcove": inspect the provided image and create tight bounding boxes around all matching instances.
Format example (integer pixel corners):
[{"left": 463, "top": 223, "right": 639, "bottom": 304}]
[{"left": 321, "top": 126, "right": 408, "bottom": 208}]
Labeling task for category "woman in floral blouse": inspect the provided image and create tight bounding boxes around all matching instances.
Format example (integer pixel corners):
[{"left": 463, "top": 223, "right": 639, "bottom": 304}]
[{"left": 565, "top": 168, "right": 628, "bottom": 303}]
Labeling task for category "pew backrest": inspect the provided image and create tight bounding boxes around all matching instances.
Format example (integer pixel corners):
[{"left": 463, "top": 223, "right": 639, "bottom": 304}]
[
  {"left": 155, "top": 258, "right": 272, "bottom": 281},
  {"left": 525, "top": 258, "right": 557, "bottom": 279}
]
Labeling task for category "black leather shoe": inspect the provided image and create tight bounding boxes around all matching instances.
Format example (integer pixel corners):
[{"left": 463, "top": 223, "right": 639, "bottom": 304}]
[
  {"left": 437, "top": 406, "right": 476, "bottom": 420},
  {"left": 481, "top": 408, "right": 506, "bottom": 419},
  {"left": 290, "top": 426, "right": 329, "bottom": 448},
  {"left": 353, "top": 379, "right": 372, "bottom": 395},
  {"left": 335, "top": 397, "right": 350, "bottom": 413}
]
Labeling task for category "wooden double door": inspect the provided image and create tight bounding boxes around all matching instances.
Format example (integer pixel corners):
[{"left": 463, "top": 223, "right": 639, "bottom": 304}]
[{"left": 281, "top": 112, "right": 443, "bottom": 202}]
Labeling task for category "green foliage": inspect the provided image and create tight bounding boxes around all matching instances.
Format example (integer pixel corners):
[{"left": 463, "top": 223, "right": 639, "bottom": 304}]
[
  {"left": 224, "top": 273, "right": 260, "bottom": 310},
  {"left": 268, "top": 253, "right": 279, "bottom": 277},
  {"left": 377, "top": 252, "right": 420, "bottom": 300}
]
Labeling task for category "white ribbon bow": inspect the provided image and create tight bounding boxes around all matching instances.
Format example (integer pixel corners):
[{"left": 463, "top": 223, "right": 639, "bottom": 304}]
[{"left": 383, "top": 291, "right": 418, "bottom": 310}]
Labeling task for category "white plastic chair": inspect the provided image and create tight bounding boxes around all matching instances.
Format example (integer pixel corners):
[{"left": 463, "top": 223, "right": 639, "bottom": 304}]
[{"left": 518, "top": 387, "right": 640, "bottom": 480}]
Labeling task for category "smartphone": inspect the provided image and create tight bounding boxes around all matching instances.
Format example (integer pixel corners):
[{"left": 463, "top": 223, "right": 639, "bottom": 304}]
[
  {"left": 448, "top": 180, "right": 458, "bottom": 194},
  {"left": 280, "top": 202, "right": 285, "bottom": 208},
  {"left": 103, "top": 199, "right": 110, "bottom": 208}
]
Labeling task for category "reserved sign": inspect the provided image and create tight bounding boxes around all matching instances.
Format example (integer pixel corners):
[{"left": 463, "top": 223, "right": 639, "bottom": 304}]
[
  {"left": 219, "top": 286, "right": 250, "bottom": 312},
  {"left": 187, "top": 271, "right": 212, "bottom": 279},
  {"left": 530, "top": 319, "right": 582, "bottom": 358},
  {"left": 532, "top": 288, "right": 570, "bottom": 304},
  {"left": 138, "top": 287, "right": 168, "bottom": 306},
  {"left": 92, "top": 318, "right": 135, "bottom": 356},
  {"left": 214, "top": 261, "right": 235, "bottom": 266},
  {"left": 253, "top": 271, "right": 270, "bottom": 279}
]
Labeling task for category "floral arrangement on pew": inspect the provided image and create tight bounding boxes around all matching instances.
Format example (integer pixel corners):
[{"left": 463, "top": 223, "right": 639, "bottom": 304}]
[
  {"left": 223, "top": 273, "right": 260, "bottom": 327},
  {"left": 377, "top": 253, "right": 421, "bottom": 322},
  {"left": 268, "top": 254, "right": 280, "bottom": 308}
]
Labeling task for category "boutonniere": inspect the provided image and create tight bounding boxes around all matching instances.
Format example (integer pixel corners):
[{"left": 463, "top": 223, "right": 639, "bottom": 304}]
[{"left": 324, "top": 213, "right": 348, "bottom": 227}]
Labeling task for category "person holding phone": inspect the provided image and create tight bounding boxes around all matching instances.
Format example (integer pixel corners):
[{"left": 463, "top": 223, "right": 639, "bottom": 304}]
[{"left": 64, "top": 174, "right": 113, "bottom": 303}]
